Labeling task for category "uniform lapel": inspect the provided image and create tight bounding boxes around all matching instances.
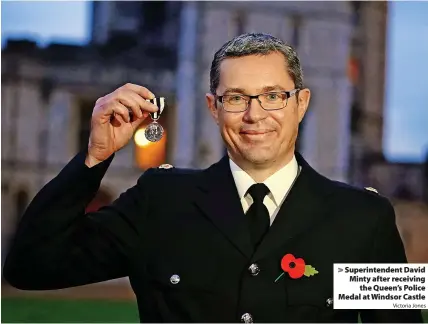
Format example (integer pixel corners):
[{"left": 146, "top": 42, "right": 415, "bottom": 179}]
[
  {"left": 252, "top": 153, "right": 334, "bottom": 261},
  {"left": 194, "top": 156, "right": 253, "bottom": 259}
]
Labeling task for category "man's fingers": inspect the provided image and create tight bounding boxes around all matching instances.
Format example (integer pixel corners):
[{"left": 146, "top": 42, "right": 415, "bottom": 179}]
[
  {"left": 115, "top": 89, "right": 159, "bottom": 115},
  {"left": 130, "top": 112, "right": 149, "bottom": 129},
  {"left": 115, "top": 90, "right": 143, "bottom": 118},
  {"left": 140, "top": 98, "right": 159, "bottom": 113},
  {"left": 122, "top": 83, "right": 155, "bottom": 100},
  {"left": 110, "top": 102, "right": 131, "bottom": 123},
  {"left": 123, "top": 90, "right": 159, "bottom": 114},
  {"left": 94, "top": 84, "right": 161, "bottom": 124}
]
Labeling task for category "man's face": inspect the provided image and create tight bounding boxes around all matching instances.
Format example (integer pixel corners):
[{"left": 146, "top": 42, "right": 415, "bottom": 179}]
[{"left": 206, "top": 52, "right": 311, "bottom": 167}]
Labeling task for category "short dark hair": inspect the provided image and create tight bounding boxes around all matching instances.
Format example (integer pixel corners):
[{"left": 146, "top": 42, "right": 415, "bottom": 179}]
[{"left": 210, "top": 33, "right": 304, "bottom": 94}]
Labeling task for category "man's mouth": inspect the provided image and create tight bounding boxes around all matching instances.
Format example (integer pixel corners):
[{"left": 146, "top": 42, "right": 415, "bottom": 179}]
[{"left": 240, "top": 130, "right": 273, "bottom": 135}]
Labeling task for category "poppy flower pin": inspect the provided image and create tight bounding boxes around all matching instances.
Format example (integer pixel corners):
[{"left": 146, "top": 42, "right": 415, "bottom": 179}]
[{"left": 274, "top": 253, "right": 319, "bottom": 282}]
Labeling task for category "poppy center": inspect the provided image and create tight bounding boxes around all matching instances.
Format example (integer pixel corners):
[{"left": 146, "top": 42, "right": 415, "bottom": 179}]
[{"left": 289, "top": 261, "right": 296, "bottom": 268}]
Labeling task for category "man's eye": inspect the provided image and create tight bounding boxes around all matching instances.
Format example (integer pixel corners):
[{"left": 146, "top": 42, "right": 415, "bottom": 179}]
[
  {"left": 267, "top": 94, "right": 280, "bottom": 100},
  {"left": 229, "top": 96, "right": 243, "bottom": 102}
]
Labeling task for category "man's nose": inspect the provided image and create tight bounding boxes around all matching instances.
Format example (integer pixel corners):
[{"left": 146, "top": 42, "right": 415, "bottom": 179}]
[{"left": 243, "top": 98, "right": 268, "bottom": 122}]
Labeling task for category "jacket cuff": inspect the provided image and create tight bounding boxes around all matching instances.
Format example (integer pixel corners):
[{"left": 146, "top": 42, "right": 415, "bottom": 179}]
[{"left": 57, "top": 151, "right": 115, "bottom": 191}]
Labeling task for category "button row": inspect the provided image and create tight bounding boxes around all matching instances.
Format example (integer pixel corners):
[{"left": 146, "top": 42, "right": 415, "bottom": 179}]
[{"left": 241, "top": 264, "right": 258, "bottom": 323}]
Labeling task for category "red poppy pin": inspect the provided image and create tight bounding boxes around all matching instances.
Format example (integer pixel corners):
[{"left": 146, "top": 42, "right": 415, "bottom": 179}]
[{"left": 274, "top": 253, "right": 319, "bottom": 282}]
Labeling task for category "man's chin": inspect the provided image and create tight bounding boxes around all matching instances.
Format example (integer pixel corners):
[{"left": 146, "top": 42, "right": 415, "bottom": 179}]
[{"left": 241, "top": 150, "right": 275, "bottom": 165}]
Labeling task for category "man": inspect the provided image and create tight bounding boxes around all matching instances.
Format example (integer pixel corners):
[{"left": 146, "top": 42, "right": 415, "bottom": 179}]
[{"left": 3, "top": 33, "right": 423, "bottom": 323}]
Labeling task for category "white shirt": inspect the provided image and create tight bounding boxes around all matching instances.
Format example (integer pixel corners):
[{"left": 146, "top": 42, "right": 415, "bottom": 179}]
[{"left": 229, "top": 156, "right": 299, "bottom": 225}]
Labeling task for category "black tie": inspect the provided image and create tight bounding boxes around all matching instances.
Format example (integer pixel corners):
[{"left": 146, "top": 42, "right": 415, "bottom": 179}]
[{"left": 246, "top": 183, "right": 270, "bottom": 249}]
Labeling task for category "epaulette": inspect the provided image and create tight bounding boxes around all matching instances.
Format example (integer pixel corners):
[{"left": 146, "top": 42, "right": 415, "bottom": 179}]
[
  {"left": 151, "top": 164, "right": 201, "bottom": 176},
  {"left": 158, "top": 164, "right": 174, "bottom": 170},
  {"left": 364, "top": 187, "right": 378, "bottom": 194}
]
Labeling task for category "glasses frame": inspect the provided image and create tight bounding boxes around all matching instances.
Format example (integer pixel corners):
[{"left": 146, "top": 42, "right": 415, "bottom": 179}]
[{"left": 216, "top": 89, "right": 300, "bottom": 113}]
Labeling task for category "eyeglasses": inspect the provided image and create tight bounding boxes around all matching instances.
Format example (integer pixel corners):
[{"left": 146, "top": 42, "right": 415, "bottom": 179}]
[{"left": 216, "top": 89, "right": 299, "bottom": 113}]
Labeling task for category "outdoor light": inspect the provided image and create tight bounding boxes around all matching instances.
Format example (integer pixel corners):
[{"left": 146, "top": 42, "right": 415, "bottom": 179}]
[{"left": 134, "top": 128, "right": 151, "bottom": 147}]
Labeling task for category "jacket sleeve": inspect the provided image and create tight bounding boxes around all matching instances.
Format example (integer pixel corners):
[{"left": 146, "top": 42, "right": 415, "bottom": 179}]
[
  {"left": 3, "top": 151, "right": 152, "bottom": 290},
  {"left": 359, "top": 199, "right": 423, "bottom": 323}
]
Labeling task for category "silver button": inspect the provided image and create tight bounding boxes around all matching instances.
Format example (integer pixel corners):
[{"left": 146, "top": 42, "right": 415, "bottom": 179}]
[
  {"left": 241, "top": 313, "right": 253, "bottom": 323},
  {"left": 326, "top": 297, "right": 333, "bottom": 307},
  {"left": 248, "top": 263, "right": 260, "bottom": 276},
  {"left": 170, "top": 274, "right": 180, "bottom": 284}
]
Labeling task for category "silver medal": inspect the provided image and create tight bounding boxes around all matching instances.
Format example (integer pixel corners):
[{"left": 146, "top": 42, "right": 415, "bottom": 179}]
[
  {"left": 145, "top": 97, "right": 165, "bottom": 142},
  {"left": 145, "top": 121, "right": 164, "bottom": 142}
]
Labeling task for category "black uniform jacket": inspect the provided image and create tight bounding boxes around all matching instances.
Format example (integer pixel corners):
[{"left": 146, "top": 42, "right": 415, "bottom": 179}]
[{"left": 3, "top": 151, "right": 423, "bottom": 323}]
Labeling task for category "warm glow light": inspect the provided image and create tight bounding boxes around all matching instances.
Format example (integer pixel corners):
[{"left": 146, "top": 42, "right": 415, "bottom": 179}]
[
  {"left": 134, "top": 128, "right": 151, "bottom": 147},
  {"left": 134, "top": 122, "right": 167, "bottom": 169}
]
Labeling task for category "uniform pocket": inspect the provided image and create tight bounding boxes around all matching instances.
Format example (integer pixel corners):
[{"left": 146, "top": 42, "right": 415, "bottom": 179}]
[
  {"left": 286, "top": 279, "right": 335, "bottom": 322},
  {"left": 146, "top": 256, "right": 222, "bottom": 322},
  {"left": 147, "top": 250, "right": 220, "bottom": 294}
]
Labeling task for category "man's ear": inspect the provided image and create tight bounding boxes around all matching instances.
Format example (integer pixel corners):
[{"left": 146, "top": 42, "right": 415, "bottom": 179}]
[
  {"left": 297, "top": 88, "right": 311, "bottom": 122},
  {"left": 206, "top": 93, "right": 219, "bottom": 125}
]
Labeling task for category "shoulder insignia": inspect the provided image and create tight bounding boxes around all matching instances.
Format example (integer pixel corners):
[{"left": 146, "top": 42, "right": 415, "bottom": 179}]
[
  {"left": 158, "top": 164, "right": 174, "bottom": 169},
  {"left": 365, "top": 187, "right": 378, "bottom": 194}
]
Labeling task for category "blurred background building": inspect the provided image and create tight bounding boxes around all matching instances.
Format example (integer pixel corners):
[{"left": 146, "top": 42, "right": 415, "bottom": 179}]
[{"left": 1, "top": 1, "right": 427, "bottom": 320}]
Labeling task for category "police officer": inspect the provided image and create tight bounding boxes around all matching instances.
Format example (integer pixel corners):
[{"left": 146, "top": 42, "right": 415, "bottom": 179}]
[{"left": 3, "top": 33, "right": 423, "bottom": 323}]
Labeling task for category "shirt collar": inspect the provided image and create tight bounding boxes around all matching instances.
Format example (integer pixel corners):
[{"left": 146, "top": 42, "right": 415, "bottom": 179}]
[{"left": 229, "top": 155, "right": 299, "bottom": 206}]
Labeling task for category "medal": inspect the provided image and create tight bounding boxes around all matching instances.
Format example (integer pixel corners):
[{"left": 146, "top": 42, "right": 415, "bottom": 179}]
[{"left": 145, "top": 97, "right": 165, "bottom": 142}]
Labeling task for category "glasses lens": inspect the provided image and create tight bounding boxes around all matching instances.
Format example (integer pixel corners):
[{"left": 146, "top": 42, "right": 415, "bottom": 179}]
[
  {"left": 260, "top": 93, "right": 287, "bottom": 110},
  {"left": 223, "top": 95, "right": 248, "bottom": 112}
]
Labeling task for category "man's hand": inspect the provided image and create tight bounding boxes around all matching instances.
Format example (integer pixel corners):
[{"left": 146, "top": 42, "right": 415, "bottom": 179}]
[{"left": 85, "top": 83, "right": 159, "bottom": 167}]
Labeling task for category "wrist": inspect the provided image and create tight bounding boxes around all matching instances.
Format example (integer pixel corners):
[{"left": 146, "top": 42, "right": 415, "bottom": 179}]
[{"left": 85, "top": 154, "right": 104, "bottom": 168}]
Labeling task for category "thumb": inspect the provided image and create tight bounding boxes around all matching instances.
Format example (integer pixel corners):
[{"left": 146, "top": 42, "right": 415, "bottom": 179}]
[{"left": 131, "top": 112, "right": 149, "bottom": 129}]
